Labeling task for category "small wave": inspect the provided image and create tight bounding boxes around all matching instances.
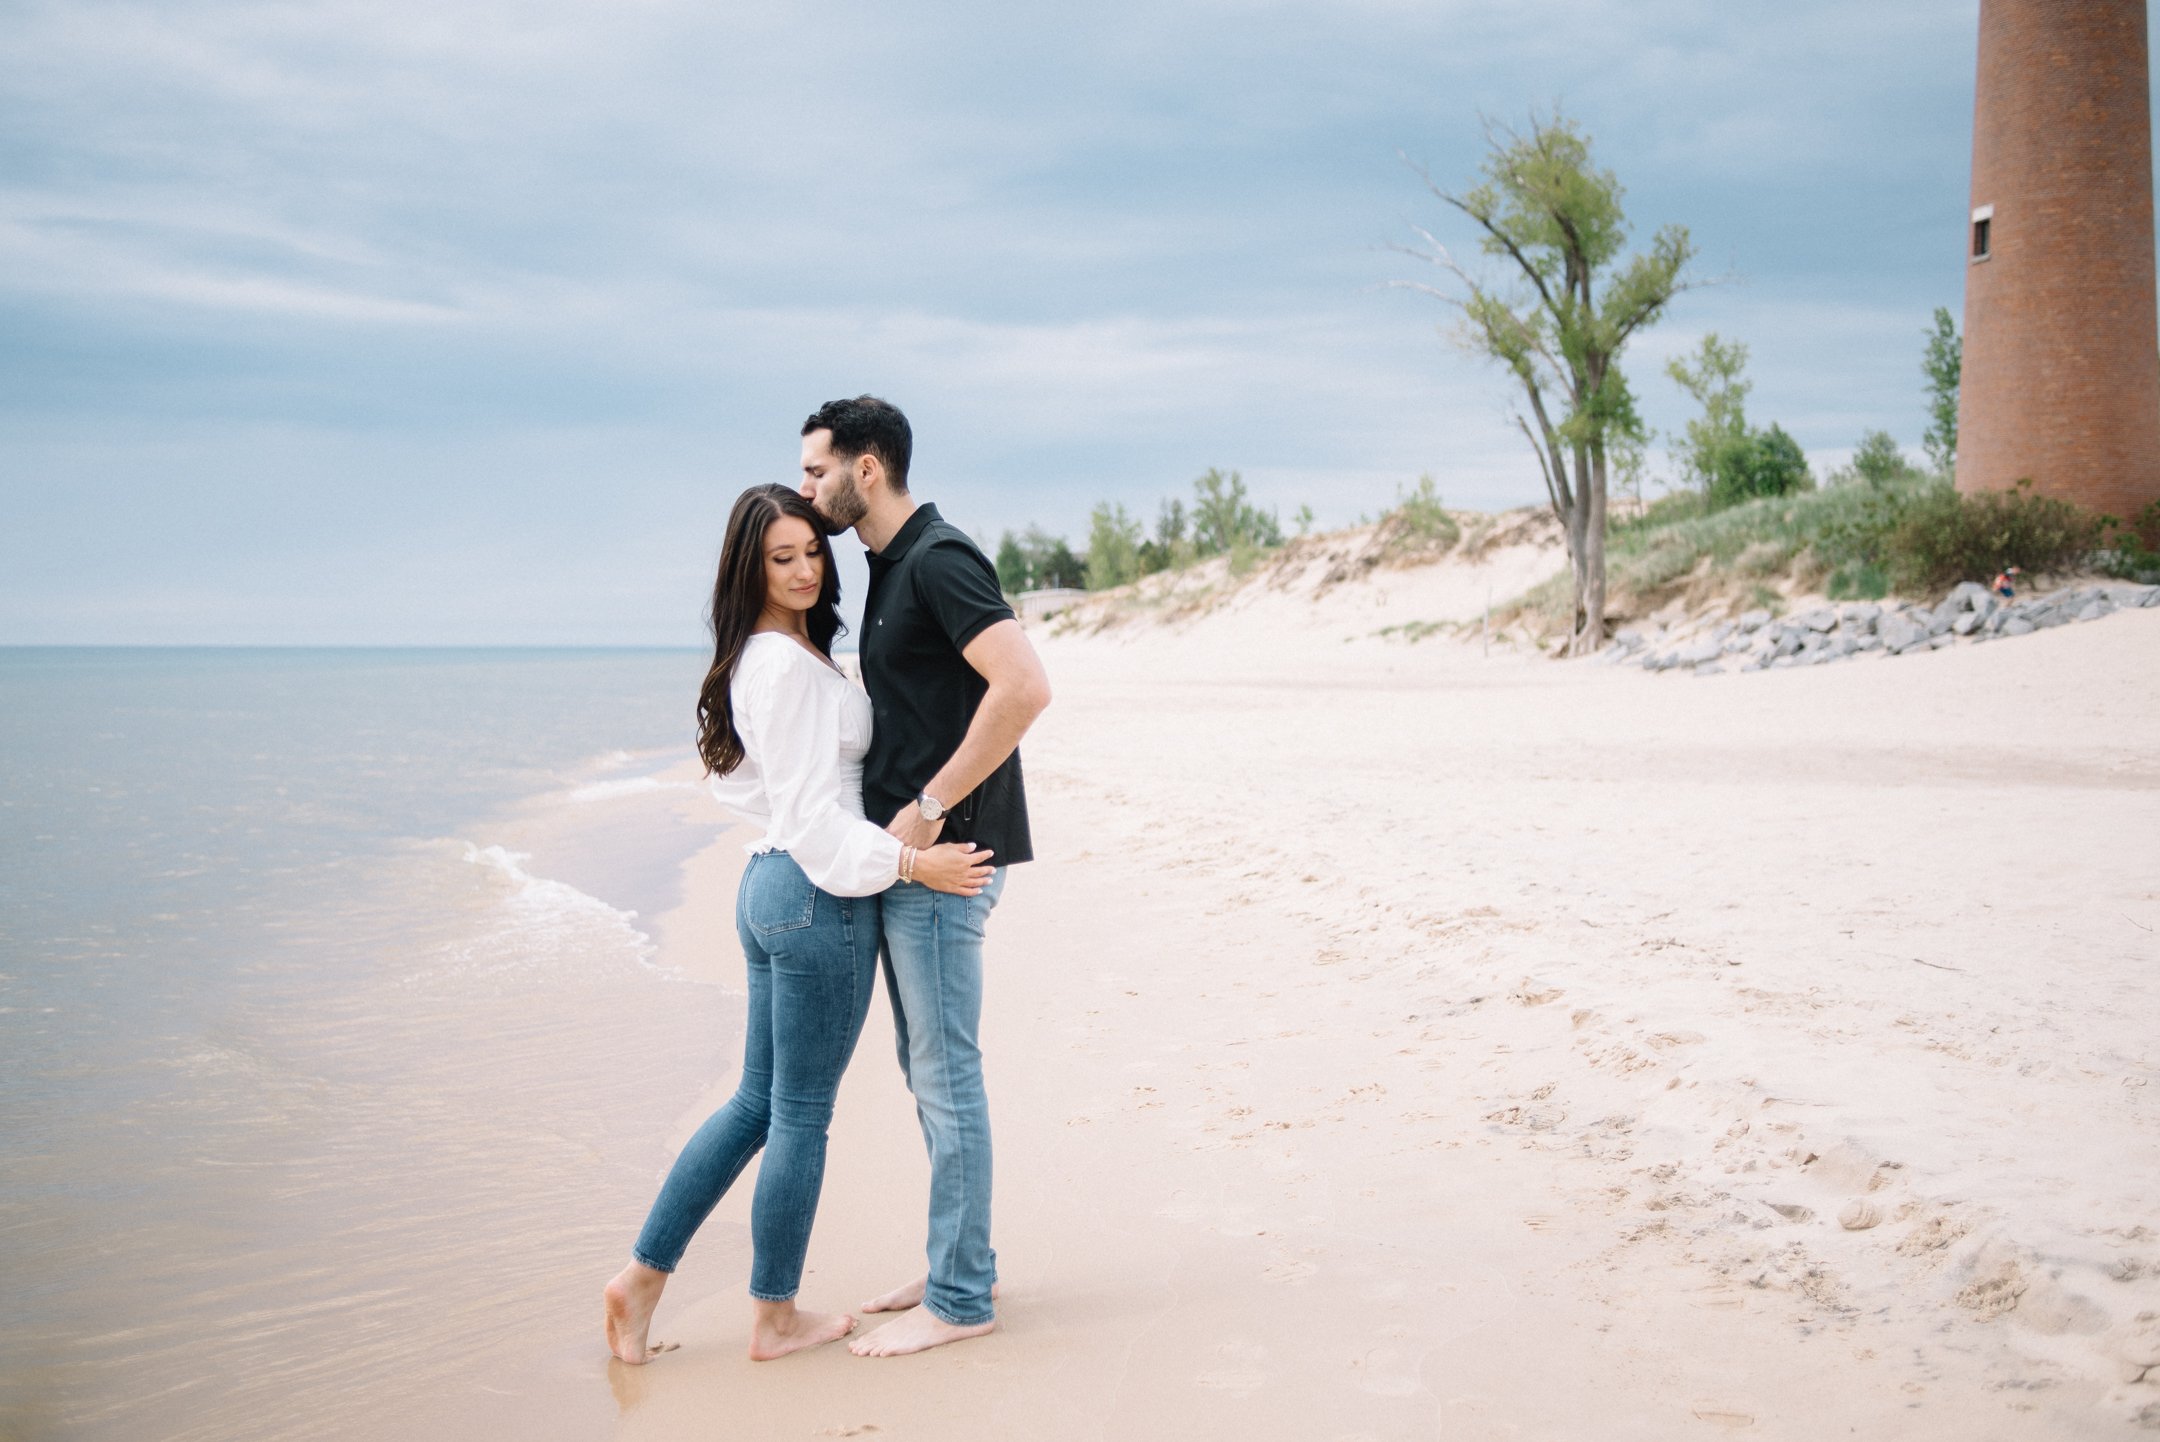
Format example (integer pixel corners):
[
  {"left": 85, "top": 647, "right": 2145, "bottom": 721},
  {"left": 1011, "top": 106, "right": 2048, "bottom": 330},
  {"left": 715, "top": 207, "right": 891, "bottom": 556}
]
[{"left": 443, "top": 844, "right": 664, "bottom": 980}]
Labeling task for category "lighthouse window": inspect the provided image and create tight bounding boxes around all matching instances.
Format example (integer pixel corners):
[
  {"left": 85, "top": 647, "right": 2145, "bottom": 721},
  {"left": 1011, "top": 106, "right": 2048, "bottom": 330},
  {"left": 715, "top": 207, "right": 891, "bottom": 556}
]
[{"left": 1971, "top": 205, "right": 1993, "bottom": 261}]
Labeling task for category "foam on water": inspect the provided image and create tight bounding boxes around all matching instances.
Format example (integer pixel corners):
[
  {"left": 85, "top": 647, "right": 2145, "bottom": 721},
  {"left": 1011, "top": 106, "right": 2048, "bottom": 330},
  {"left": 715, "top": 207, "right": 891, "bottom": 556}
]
[
  {"left": 566, "top": 774, "right": 695, "bottom": 803},
  {"left": 443, "top": 841, "right": 661, "bottom": 978}
]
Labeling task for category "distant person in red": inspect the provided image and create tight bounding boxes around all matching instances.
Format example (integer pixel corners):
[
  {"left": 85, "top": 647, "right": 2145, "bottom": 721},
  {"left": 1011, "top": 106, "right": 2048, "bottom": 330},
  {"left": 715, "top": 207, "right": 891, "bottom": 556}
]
[{"left": 1992, "top": 565, "right": 2021, "bottom": 600}]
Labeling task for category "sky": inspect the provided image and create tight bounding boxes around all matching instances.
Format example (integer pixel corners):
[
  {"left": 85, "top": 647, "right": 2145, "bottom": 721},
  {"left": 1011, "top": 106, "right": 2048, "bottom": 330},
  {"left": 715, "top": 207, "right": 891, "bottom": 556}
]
[{"left": 0, "top": 0, "right": 2137, "bottom": 644}]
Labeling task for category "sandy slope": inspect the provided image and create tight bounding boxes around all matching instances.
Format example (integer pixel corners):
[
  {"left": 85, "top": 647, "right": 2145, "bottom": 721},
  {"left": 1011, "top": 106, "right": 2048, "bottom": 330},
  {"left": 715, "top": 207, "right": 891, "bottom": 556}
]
[{"left": 601, "top": 561, "right": 2159, "bottom": 1439}]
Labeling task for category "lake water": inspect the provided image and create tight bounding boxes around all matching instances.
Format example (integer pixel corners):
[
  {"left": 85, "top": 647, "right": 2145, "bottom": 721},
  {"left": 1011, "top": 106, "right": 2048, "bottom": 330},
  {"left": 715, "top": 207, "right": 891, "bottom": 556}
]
[{"left": 0, "top": 647, "right": 742, "bottom": 1440}]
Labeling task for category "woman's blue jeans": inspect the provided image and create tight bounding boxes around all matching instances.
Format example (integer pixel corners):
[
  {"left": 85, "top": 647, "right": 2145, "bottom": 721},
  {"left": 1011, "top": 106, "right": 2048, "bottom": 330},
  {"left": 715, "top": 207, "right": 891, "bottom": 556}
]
[{"left": 630, "top": 851, "right": 878, "bottom": 1301}]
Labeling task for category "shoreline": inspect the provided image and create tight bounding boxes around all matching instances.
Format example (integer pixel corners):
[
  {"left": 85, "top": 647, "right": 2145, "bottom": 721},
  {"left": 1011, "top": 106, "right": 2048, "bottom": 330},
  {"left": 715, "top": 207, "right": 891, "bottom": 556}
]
[{"left": 564, "top": 608, "right": 2160, "bottom": 1438}]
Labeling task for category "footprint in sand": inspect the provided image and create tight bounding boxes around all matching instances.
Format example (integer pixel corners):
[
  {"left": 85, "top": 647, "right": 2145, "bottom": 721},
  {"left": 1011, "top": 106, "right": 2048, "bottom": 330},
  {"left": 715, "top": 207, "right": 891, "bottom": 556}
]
[
  {"left": 1196, "top": 1339, "right": 1268, "bottom": 1395},
  {"left": 1349, "top": 1345, "right": 1423, "bottom": 1397},
  {"left": 1263, "top": 1255, "right": 1319, "bottom": 1283}
]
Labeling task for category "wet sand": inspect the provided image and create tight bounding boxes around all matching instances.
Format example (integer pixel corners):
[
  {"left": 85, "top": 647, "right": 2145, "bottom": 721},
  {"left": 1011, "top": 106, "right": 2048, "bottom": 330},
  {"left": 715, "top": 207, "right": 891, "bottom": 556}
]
[{"left": 567, "top": 605, "right": 2159, "bottom": 1439}]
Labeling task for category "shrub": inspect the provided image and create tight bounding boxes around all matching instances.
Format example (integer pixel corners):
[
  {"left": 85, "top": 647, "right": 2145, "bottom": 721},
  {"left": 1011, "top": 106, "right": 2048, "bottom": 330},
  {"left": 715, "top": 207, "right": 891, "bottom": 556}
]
[
  {"left": 1712, "top": 424, "right": 1812, "bottom": 507},
  {"left": 1880, "top": 481, "right": 2101, "bottom": 593},
  {"left": 2093, "top": 499, "right": 2160, "bottom": 584},
  {"left": 1378, "top": 474, "right": 1460, "bottom": 557}
]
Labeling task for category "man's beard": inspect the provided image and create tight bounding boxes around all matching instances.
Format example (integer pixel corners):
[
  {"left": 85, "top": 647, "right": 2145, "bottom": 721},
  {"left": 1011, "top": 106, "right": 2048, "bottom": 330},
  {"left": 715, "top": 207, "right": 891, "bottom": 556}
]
[{"left": 814, "top": 473, "right": 868, "bottom": 535}]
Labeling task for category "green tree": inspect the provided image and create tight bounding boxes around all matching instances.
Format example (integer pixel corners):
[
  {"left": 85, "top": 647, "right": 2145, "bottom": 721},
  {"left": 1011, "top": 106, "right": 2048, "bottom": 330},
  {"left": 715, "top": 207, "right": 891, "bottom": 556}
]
[
  {"left": 994, "top": 532, "right": 1031, "bottom": 595},
  {"left": 1404, "top": 113, "right": 1695, "bottom": 654},
  {"left": 1666, "top": 335, "right": 1814, "bottom": 506},
  {"left": 994, "top": 526, "right": 1085, "bottom": 593},
  {"left": 1922, "top": 307, "right": 1961, "bottom": 473},
  {"left": 1189, "top": 468, "right": 1282, "bottom": 555},
  {"left": 1137, "top": 497, "right": 1189, "bottom": 573},
  {"left": 1849, "top": 429, "right": 1917, "bottom": 488},
  {"left": 1084, "top": 502, "right": 1144, "bottom": 590},
  {"left": 1729, "top": 424, "right": 1811, "bottom": 503},
  {"left": 1666, "top": 333, "right": 1753, "bottom": 494}
]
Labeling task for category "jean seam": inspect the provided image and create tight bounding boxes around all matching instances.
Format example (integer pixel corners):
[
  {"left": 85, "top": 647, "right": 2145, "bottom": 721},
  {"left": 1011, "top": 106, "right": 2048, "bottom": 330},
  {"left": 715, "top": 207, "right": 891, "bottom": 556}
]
[
  {"left": 929, "top": 890, "right": 983, "bottom": 1319},
  {"left": 922, "top": 1297, "right": 991, "bottom": 1327}
]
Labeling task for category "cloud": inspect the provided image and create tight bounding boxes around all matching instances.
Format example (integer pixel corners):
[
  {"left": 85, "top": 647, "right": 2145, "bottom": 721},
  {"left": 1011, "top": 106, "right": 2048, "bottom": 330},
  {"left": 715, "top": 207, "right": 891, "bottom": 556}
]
[{"left": 0, "top": 0, "right": 2059, "bottom": 641}]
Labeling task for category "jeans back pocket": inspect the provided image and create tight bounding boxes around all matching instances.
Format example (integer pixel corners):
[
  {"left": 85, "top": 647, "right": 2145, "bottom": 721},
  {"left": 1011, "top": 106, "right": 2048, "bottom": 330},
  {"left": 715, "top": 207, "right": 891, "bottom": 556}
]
[{"left": 742, "top": 853, "right": 818, "bottom": 936}]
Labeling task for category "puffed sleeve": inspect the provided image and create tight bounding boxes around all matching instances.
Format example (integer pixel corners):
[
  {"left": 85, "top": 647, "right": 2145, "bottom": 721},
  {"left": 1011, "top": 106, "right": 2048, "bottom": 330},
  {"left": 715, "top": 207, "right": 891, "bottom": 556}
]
[{"left": 732, "top": 647, "right": 904, "bottom": 897}]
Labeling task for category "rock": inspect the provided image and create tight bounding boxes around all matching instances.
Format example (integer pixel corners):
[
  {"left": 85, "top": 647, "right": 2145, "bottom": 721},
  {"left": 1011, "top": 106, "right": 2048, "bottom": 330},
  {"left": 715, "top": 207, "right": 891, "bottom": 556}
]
[
  {"left": 1878, "top": 617, "right": 1924, "bottom": 652},
  {"left": 1948, "top": 580, "right": 1993, "bottom": 610},
  {"left": 1856, "top": 634, "right": 1883, "bottom": 651},
  {"left": 2003, "top": 616, "right": 2035, "bottom": 637},
  {"left": 1800, "top": 607, "right": 1838, "bottom": 633},
  {"left": 1838, "top": 1199, "right": 1883, "bottom": 1231},
  {"left": 2076, "top": 600, "right": 2110, "bottom": 622},
  {"left": 2141, "top": 587, "right": 2160, "bottom": 609},
  {"left": 1929, "top": 632, "right": 1956, "bottom": 650},
  {"left": 1722, "top": 634, "right": 1751, "bottom": 654},
  {"left": 1842, "top": 602, "right": 1883, "bottom": 631},
  {"left": 1927, "top": 610, "right": 1956, "bottom": 637},
  {"left": 1676, "top": 638, "right": 1723, "bottom": 667},
  {"left": 1614, "top": 628, "right": 1645, "bottom": 651},
  {"left": 1693, "top": 661, "right": 1724, "bottom": 677},
  {"left": 1737, "top": 608, "right": 1773, "bottom": 633},
  {"left": 1833, "top": 634, "right": 1859, "bottom": 656},
  {"left": 1771, "top": 630, "right": 1804, "bottom": 659},
  {"left": 1952, "top": 611, "right": 1982, "bottom": 636}
]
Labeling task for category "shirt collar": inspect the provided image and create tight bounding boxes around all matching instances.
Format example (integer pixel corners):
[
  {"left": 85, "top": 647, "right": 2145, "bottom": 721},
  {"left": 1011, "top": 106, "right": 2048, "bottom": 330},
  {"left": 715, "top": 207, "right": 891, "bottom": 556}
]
[{"left": 870, "top": 502, "right": 939, "bottom": 565}]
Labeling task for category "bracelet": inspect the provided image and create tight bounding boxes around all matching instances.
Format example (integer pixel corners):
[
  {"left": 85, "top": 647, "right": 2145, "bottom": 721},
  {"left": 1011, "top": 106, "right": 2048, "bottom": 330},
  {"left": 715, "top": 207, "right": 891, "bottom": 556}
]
[{"left": 900, "top": 845, "right": 916, "bottom": 884}]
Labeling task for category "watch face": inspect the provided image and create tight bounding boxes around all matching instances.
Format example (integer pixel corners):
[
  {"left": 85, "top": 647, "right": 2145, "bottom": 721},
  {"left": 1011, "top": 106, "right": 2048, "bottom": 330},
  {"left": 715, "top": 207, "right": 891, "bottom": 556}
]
[{"left": 920, "top": 795, "right": 944, "bottom": 820}]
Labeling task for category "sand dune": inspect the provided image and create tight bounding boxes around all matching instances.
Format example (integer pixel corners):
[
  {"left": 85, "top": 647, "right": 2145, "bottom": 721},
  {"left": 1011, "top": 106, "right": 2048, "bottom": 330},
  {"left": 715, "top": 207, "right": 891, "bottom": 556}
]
[{"left": 600, "top": 548, "right": 2160, "bottom": 1439}]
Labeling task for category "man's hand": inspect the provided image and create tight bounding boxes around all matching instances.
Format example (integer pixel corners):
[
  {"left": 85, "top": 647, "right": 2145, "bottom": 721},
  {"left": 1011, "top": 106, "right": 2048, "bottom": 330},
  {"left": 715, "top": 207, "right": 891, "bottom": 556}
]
[{"left": 885, "top": 801, "right": 945, "bottom": 850}]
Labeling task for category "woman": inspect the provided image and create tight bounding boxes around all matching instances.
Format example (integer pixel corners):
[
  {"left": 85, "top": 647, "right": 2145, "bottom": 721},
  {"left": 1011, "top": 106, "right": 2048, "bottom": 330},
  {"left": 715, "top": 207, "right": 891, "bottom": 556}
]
[{"left": 604, "top": 484, "right": 994, "bottom": 1364}]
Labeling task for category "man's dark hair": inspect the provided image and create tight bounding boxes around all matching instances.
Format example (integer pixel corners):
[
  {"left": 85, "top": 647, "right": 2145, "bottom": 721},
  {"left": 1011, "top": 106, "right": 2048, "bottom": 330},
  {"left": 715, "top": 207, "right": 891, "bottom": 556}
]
[{"left": 802, "top": 395, "right": 912, "bottom": 493}]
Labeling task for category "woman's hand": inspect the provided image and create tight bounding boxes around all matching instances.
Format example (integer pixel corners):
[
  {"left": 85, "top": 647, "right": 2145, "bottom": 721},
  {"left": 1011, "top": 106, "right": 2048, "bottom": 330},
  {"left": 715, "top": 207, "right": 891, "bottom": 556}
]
[{"left": 911, "top": 842, "right": 996, "bottom": 896}]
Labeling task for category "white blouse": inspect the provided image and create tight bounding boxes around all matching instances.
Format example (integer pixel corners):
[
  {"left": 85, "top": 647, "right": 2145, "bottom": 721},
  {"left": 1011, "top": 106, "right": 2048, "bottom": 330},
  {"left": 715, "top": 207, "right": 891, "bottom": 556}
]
[{"left": 707, "top": 632, "right": 904, "bottom": 898}]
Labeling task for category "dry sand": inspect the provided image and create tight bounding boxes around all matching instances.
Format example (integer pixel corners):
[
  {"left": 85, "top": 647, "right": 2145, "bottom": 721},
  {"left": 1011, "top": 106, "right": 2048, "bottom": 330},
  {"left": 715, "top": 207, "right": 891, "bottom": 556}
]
[{"left": 591, "top": 561, "right": 2160, "bottom": 1440}]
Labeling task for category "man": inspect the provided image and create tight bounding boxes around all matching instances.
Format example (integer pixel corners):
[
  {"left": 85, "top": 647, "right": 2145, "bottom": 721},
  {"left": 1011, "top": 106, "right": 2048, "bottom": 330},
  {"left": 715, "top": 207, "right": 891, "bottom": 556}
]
[{"left": 796, "top": 395, "right": 1052, "bottom": 1357}]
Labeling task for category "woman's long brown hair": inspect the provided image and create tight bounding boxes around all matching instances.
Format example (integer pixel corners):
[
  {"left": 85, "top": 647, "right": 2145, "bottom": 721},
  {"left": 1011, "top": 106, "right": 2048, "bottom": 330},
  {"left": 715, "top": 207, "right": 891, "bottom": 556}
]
[{"left": 696, "top": 484, "right": 845, "bottom": 776}]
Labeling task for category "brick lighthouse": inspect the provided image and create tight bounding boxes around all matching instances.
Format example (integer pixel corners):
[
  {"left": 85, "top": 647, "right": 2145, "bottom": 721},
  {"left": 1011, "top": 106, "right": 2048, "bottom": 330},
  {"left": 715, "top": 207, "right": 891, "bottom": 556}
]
[{"left": 1955, "top": 0, "right": 2160, "bottom": 521}]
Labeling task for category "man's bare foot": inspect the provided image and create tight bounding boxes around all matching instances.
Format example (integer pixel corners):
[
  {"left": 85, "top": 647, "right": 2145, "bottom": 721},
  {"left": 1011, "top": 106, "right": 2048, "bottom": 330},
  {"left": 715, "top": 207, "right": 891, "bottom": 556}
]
[
  {"left": 604, "top": 1262, "right": 671, "bottom": 1364},
  {"left": 748, "top": 1300, "right": 857, "bottom": 1361},
  {"left": 860, "top": 1276, "right": 1002, "bottom": 1314},
  {"left": 848, "top": 1307, "right": 994, "bottom": 1357}
]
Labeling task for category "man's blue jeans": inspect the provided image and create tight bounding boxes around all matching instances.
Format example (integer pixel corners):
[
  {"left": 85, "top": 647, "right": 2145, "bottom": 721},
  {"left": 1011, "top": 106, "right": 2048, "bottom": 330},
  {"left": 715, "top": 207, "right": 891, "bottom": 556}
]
[
  {"left": 880, "top": 866, "right": 1006, "bottom": 1326},
  {"left": 631, "top": 851, "right": 878, "bottom": 1300}
]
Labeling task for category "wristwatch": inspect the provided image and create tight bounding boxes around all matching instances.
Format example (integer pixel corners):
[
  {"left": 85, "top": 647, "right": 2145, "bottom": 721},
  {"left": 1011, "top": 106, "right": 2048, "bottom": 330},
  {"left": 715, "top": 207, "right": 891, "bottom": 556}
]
[{"left": 917, "top": 792, "right": 947, "bottom": 822}]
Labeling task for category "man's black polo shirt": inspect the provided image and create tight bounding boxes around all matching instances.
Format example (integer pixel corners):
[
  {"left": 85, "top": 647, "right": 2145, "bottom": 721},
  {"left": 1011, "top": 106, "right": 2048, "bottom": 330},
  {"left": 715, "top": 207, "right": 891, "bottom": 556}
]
[{"left": 860, "top": 503, "right": 1033, "bottom": 866}]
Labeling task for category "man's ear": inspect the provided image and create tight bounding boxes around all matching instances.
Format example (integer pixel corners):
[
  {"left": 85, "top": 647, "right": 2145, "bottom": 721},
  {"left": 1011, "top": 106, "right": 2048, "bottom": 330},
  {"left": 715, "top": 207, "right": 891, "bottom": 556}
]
[{"left": 857, "top": 451, "right": 884, "bottom": 495}]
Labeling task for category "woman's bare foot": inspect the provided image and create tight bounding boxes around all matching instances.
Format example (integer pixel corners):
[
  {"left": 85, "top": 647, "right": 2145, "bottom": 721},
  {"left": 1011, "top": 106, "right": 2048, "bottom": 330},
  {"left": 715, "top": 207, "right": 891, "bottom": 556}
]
[
  {"left": 848, "top": 1307, "right": 994, "bottom": 1357},
  {"left": 859, "top": 1276, "right": 1001, "bottom": 1314},
  {"left": 604, "top": 1262, "right": 671, "bottom": 1364},
  {"left": 748, "top": 1299, "right": 857, "bottom": 1361}
]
